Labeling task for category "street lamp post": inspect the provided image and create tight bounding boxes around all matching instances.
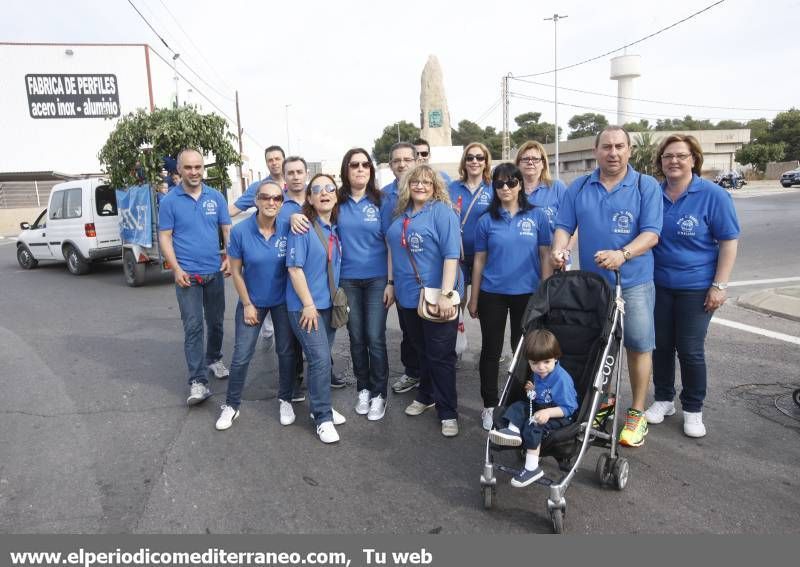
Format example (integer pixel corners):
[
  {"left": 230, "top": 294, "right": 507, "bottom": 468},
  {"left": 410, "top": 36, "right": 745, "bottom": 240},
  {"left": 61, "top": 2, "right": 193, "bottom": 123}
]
[
  {"left": 285, "top": 104, "right": 292, "bottom": 155},
  {"left": 544, "top": 13, "right": 567, "bottom": 181},
  {"left": 172, "top": 53, "right": 180, "bottom": 107}
]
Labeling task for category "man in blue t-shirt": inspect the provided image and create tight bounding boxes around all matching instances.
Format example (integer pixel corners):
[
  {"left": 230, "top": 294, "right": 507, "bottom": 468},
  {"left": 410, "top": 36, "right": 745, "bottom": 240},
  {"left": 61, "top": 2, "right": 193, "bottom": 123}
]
[
  {"left": 228, "top": 145, "right": 286, "bottom": 217},
  {"left": 551, "top": 126, "right": 663, "bottom": 449},
  {"left": 414, "top": 137, "right": 452, "bottom": 185},
  {"left": 158, "top": 148, "right": 232, "bottom": 406}
]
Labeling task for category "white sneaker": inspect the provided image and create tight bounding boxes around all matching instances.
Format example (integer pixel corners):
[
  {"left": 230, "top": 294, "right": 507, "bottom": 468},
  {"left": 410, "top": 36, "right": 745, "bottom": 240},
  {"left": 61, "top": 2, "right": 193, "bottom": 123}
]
[
  {"left": 207, "top": 360, "right": 230, "bottom": 379},
  {"left": 367, "top": 395, "right": 386, "bottom": 421},
  {"left": 683, "top": 411, "right": 706, "bottom": 438},
  {"left": 355, "top": 389, "right": 370, "bottom": 415},
  {"left": 481, "top": 407, "right": 494, "bottom": 431},
  {"left": 644, "top": 400, "right": 676, "bottom": 424},
  {"left": 441, "top": 419, "right": 459, "bottom": 437},
  {"left": 311, "top": 409, "right": 347, "bottom": 425},
  {"left": 316, "top": 421, "right": 340, "bottom": 443},
  {"left": 279, "top": 400, "right": 295, "bottom": 426},
  {"left": 215, "top": 405, "right": 239, "bottom": 430},
  {"left": 186, "top": 381, "right": 211, "bottom": 406}
]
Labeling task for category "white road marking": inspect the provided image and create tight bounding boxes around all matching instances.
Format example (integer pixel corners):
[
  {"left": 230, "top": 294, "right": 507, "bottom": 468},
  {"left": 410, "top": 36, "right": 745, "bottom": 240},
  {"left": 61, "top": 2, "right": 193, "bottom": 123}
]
[
  {"left": 728, "top": 276, "right": 800, "bottom": 287},
  {"left": 712, "top": 317, "right": 800, "bottom": 346}
]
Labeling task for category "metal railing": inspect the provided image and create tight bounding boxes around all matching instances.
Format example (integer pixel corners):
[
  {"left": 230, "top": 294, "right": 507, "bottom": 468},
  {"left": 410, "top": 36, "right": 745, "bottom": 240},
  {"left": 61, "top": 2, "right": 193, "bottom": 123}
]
[{"left": 0, "top": 181, "right": 59, "bottom": 209}]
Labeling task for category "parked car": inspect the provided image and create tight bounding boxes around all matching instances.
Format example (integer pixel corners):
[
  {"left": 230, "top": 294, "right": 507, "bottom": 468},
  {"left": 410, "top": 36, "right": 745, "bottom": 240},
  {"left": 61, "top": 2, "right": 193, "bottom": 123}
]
[
  {"left": 16, "top": 178, "right": 121, "bottom": 274},
  {"left": 779, "top": 168, "right": 800, "bottom": 188}
]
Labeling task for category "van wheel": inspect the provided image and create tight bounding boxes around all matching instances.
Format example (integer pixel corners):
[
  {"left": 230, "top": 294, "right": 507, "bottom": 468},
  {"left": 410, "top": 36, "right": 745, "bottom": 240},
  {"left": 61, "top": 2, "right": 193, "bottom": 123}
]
[
  {"left": 65, "top": 245, "right": 90, "bottom": 275},
  {"left": 17, "top": 245, "right": 39, "bottom": 269},
  {"left": 123, "top": 249, "right": 146, "bottom": 287}
]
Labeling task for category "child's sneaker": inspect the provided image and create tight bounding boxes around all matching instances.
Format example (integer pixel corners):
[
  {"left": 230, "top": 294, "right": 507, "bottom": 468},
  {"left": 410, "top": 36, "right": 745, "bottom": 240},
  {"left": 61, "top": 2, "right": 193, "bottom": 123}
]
[
  {"left": 510, "top": 467, "right": 544, "bottom": 487},
  {"left": 489, "top": 427, "right": 522, "bottom": 447},
  {"left": 592, "top": 392, "right": 616, "bottom": 429},
  {"left": 619, "top": 408, "right": 648, "bottom": 447}
]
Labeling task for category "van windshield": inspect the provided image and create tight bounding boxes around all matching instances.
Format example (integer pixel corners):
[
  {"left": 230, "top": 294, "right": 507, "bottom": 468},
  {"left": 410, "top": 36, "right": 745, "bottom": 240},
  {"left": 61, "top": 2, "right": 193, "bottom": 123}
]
[{"left": 96, "top": 185, "right": 118, "bottom": 216}]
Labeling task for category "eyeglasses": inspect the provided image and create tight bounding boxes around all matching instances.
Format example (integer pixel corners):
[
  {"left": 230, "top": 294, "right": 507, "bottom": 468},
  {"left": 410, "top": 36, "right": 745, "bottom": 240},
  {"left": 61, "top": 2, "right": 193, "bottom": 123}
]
[
  {"left": 311, "top": 184, "right": 337, "bottom": 194},
  {"left": 348, "top": 160, "right": 371, "bottom": 170},
  {"left": 256, "top": 194, "right": 284, "bottom": 203},
  {"left": 417, "top": 151, "right": 429, "bottom": 158},
  {"left": 410, "top": 179, "right": 433, "bottom": 188},
  {"left": 518, "top": 156, "right": 544, "bottom": 165},
  {"left": 465, "top": 153, "right": 486, "bottom": 162},
  {"left": 661, "top": 153, "right": 692, "bottom": 162},
  {"left": 391, "top": 157, "right": 416, "bottom": 166},
  {"left": 492, "top": 178, "right": 520, "bottom": 190}
]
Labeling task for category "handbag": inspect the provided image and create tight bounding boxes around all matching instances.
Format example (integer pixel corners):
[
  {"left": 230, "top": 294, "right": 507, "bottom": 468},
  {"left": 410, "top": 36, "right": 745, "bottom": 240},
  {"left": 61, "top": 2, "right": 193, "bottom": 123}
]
[
  {"left": 401, "top": 217, "right": 460, "bottom": 323},
  {"left": 312, "top": 221, "right": 349, "bottom": 329}
]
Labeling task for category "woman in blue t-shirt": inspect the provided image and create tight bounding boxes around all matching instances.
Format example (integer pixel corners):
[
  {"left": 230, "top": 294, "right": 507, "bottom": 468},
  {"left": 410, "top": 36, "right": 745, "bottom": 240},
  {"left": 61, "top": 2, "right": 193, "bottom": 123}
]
[
  {"left": 386, "top": 164, "right": 463, "bottom": 438},
  {"left": 645, "top": 135, "right": 740, "bottom": 439},
  {"left": 515, "top": 140, "right": 567, "bottom": 232},
  {"left": 286, "top": 174, "right": 347, "bottom": 444},
  {"left": 467, "top": 163, "right": 553, "bottom": 430}
]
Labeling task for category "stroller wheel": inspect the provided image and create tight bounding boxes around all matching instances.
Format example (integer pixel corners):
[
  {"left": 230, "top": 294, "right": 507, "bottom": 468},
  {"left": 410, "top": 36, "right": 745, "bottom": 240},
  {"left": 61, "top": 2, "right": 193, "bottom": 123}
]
[
  {"left": 550, "top": 508, "right": 565, "bottom": 534},
  {"left": 596, "top": 454, "right": 612, "bottom": 486},
  {"left": 481, "top": 485, "right": 495, "bottom": 509},
  {"left": 793, "top": 388, "right": 800, "bottom": 407},
  {"left": 612, "top": 457, "right": 630, "bottom": 490}
]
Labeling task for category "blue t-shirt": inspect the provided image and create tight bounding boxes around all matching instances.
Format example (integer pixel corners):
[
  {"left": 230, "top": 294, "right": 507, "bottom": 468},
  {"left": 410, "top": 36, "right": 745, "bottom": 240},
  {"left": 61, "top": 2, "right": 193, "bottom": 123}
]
[
  {"left": 448, "top": 179, "right": 493, "bottom": 258},
  {"left": 277, "top": 198, "right": 303, "bottom": 223},
  {"left": 653, "top": 175, "right": 740, "bottom": 290},
  {"left": 338, "top": 194, "right": 390, "bottom": 279},
  {"left": 474, "top": 207, "right": 552, "bottom": 295},
  {"left": 532, "top": 362, "right": 578, "bottom": 418},
  {"left": 526, "top": 179, "right": 567, "bottom": 232},
  {"left": 227, "top": 215, "right": 289, "bottom": 308},
  {"left": 285, "top": 220, "right": 341, "bottom": 311},
  {"left": 158, "top": 183, "right": 231, "bottom": 274},
  {"left": 554, "top": 166, "right": 662, "bottom": 289},
  {"left": 385, "top": 200, "right": 464, "bottom": 309},
  {"left": 381, "top": 179, "right": 400, "bottom": 217},
  {"left": 235, "top": 175, "right": 283, "bottom": 211}
]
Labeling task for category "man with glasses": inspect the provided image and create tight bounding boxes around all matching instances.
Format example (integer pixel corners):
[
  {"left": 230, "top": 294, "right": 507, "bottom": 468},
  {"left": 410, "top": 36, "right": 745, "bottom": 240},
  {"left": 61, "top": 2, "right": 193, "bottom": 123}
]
[
  {"left": 382, "top": 142, "right": 423, "bottom": 394},
  {"left": 229, "top": 145, "right": 286, "bottom": 217},
  {"left": 414, "top": 137, "right": 452, "bottom": 184},
  {"left": 551, "top": 126, "right": 663, "bottom": 448}
]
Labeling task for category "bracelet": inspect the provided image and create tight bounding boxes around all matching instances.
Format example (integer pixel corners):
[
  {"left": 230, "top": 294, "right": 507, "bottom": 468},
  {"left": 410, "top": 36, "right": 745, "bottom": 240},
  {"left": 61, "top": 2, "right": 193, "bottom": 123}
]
[{"left": 387, "top": 279, "right": 394, "bottom": 285}]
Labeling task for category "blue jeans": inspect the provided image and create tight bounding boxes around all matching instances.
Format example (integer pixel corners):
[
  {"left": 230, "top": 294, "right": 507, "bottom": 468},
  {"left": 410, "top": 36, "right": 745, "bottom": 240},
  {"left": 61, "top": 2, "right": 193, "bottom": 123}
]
[
  {"left": 226, "top": 302, "right": 296, "bottom": 409},
  {"left": 341, "top": 277, "right": 389, "bottom": 397},
  {"left": 501, "top": 401, "right": 572, "bottom": 451},
  {"left": 289, "top": 308, "right": 335, "bottom": 425},
  {"left": 399, "top": 308, "right": 458, "bottom": 420},
  {"left": 621, "top": 281, "right": 656, "bottom": 352},
  {"left": 174, "top": 271, "right": 225, "bottom": 385},
  {"left": 653, "top": 286, "right": 714, "bottom": 412}
]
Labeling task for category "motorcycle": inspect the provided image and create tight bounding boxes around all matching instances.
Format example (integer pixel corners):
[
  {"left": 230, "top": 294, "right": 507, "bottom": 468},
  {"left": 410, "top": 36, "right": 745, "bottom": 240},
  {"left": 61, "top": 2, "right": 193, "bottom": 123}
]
[{"left": 714, "top": 172, "right": 746, "bottom": 190}]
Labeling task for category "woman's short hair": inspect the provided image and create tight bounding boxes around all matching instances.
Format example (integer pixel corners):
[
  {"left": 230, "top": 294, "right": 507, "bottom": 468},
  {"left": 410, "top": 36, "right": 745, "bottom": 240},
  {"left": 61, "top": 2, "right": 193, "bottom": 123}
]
[
  {"left": 488, "top": 163, "right": 531, "bottom": 220},
  {"left": 302, "top": 173, "right": 339, "bottom": 224},
  {"left": 514, "top": 140, "right": 553, "bottom": 186},
  {"left": 339, "top": 148, "right": 381, "bottom": 206},
  {"left": 394, "top": 164, "right": 450, "bottom": 217},
  {"left": 654, "top": 134, "right": 704, "bottom": 177},
  {"left": 524, "top": 329, "right": 562, "bottom": 362},
  {"left": 458, "top": 142, "right": 492, "bottom": 185}
]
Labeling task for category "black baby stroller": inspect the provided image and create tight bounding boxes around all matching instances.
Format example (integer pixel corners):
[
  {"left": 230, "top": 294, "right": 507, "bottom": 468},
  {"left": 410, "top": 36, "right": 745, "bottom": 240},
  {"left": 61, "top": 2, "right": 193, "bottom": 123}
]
[{"left": 479, "top": 269, "right": 629, "bottom": 533}]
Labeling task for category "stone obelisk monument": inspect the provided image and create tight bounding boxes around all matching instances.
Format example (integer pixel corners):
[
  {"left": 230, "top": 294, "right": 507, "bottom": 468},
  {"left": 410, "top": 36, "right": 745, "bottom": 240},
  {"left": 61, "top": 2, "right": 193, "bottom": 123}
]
[{"left": 420, "top": 55, "right": 452, "bottom": 146}]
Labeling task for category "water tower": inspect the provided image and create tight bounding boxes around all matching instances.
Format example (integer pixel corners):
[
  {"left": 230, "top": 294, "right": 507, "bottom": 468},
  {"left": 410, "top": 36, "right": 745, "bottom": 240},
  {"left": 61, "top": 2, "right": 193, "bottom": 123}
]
[{"left": 609, "top": 54, "right": 641, "bottom": 125}]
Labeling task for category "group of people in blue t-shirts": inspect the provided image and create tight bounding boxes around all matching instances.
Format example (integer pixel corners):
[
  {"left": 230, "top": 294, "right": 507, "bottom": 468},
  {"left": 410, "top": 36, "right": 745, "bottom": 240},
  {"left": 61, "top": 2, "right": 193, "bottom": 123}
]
[{"left": 158, "top": 127, "right": 739, "bottom": 457}]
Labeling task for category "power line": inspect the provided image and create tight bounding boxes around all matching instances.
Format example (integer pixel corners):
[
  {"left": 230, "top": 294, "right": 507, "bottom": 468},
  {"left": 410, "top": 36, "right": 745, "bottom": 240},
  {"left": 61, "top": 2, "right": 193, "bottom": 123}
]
[
  {"left": 514, "top": 0, "right": 727, "bottom": 79},
  {"left": 510, "top": 77, "right": 788, "bottom": 113},
  {"left": 475, "top": 97, "right": 502, "bottom": 124}
]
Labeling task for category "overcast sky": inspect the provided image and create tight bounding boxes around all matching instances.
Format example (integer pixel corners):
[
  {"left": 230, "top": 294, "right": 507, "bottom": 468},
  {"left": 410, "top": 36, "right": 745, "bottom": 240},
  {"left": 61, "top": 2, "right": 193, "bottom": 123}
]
[{"left": 3, "top": 0, "right": 799, "bottom": 165}]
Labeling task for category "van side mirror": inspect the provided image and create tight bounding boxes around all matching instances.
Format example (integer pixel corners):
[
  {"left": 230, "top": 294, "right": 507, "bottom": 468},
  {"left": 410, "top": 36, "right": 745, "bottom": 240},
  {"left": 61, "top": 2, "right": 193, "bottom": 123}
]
[{"left": 20, "top": 222, "right": 31, "bottom": 230}]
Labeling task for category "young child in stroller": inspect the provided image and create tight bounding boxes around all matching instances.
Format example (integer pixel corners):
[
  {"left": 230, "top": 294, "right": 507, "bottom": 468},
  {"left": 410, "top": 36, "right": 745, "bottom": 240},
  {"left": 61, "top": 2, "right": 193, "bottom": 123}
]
[{"left": 489, "top": 329, "right": 578, "bottom": 487}]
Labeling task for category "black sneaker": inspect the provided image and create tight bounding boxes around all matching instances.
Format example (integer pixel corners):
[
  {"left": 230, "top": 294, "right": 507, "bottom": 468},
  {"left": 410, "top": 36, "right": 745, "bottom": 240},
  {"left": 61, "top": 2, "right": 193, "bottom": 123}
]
[
  {"left": 510, "top": 467, "right": 544, "bottom": 488},
  {"left": 330, "top": 374, "right": 347, "bottom": 389}
]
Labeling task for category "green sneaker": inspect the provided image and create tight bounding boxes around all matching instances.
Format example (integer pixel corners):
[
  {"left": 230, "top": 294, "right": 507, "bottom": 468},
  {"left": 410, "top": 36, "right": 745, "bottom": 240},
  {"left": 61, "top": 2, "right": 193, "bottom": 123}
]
[
  {"left": 619, "top": 408, "right": 648, "bottom": 447},
  {"left": 592, "top": 392, "right": 616, "bottom": 429}
]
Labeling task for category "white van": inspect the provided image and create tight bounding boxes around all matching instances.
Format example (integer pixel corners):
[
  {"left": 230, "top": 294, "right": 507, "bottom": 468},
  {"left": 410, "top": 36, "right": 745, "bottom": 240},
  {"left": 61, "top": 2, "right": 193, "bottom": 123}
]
[{"left": 16, "top": 178, "right": 122, "bottom": 275}]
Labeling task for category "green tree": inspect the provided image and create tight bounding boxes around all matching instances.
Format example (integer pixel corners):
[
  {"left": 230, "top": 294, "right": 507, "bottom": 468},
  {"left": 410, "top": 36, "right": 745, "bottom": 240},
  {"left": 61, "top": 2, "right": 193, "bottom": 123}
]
[
  {"left": 622, "top": 119, "right": 651, "bottom": 132},
  {"left": 567, "top": 112, "right": 609, "bottom": 139},
  {"left": 451, "top": 119, "right": 487, "bottom": 147},
  {"left": 715, "top": 119, "right": 745, "bottom": 130},
  {"left": 98, "top": 105, "right": 241, "bottom": 190},
  {"left": 372, "top": 121, "right": 420, "bottom": 164},
  {"left": 510, "top": 112, "right": 559, "bottom": 146},
  {"left": 630, "top": 132, "right": 658, "bottom": 176},
  {"left": 655, "top": 115, "right": 714, "bottom": 131},
  {"left": 745, "top": 118, "right": 770, "bottom": 142},
  {"left": 767, "top": 108, "right": 800, "bottom": 161},
  {"left": 735, "top": 142, "right": 786, "bottom": 173}
]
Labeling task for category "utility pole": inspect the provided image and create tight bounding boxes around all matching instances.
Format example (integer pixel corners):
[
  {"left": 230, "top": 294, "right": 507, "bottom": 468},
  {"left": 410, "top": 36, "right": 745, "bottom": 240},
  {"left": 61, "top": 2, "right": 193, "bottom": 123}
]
[
  {"left": 235, "top": 90, "right": 245, "bottom": 193},
  {"left": 501, "top": 73, "right": 511, "bottom": 161},
  {"left": 172, "top": 53, "right": 180, "bottom": 107},
  {"left": 544, "top": 13, "right": 567, "bottom": 181},
  {"left": 396, "top": 122, "right": 400, "bottom": 142},
  {"left": 285, "top": 104, "right": 291, "bottom": 155}
]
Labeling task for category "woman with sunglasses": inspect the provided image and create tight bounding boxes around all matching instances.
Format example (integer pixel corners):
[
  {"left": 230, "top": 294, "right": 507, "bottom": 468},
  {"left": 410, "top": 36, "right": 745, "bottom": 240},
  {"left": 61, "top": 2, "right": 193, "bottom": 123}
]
[
  {"left": 286, "top": 174, "right": 347, "bottom": 444},
  {"left": 336, "top": 148, "right": 393, "bottom": 421},
  {"left": 386, "top": 164, "right": 463, "bottom": 437},
  {"left": 515, "top": 140, "right": 567, "bottom": 232},
  {"left": 449, "top": 142, "right": 493, "bottom": 287},
  {"left": 216, "top": 181, "right": 296, "bottom": 431},
  {"left": 466, "top": 164, "right": 553, "bottom": 430}
]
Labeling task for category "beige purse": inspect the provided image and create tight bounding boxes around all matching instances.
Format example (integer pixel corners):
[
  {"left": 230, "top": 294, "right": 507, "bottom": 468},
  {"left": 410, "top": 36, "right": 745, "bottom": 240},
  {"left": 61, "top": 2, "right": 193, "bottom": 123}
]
[{"left": 312, "top": 221, "right": 349, "bottom": 329}]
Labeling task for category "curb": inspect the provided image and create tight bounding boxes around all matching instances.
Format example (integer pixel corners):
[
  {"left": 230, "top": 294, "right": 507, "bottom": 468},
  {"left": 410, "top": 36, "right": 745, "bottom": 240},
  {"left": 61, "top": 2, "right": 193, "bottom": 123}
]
[{"left": 737, "top": 287, "right": 800, "bottom": 323}]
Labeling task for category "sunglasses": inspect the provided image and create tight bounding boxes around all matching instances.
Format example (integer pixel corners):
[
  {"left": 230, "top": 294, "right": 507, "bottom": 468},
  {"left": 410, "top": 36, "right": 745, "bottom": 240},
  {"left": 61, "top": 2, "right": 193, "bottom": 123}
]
[
  {"left": 492, "top": 178, "right": 520, "bottom": 190},
  {"left": 348, "top": 160, "right": 371, "bottom": 170},
  {"left": 466, "top": 153, "right": 486, "bottom": 162},
  {"left": 256, "top": 194, "right": 284, "bottom": 203},
  {"left": 417, "top": 151, "right": 429, "bottom": 158},
  {"left": 311, "top": 183, "right": 337, "bottom": 195}
]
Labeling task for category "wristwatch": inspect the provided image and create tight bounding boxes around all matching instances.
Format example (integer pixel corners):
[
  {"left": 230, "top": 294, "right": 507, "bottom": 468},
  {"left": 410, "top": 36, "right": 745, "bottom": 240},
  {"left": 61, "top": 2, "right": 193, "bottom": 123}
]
[
  {"left": 711, "top": 282, "right": 728, "bottom": 290},
  {"left": 621, "top": 247, "right": 632, "bottom": 261},
  {"left": 442, "top": 290, "right": 455, "bottom": 299}
]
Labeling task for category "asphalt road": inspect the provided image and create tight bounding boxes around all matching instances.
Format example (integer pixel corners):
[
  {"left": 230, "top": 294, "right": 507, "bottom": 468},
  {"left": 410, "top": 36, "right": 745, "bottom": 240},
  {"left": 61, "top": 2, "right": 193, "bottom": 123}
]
[{"left": 1, "top": 186, "right": 799, "bottom": 535}]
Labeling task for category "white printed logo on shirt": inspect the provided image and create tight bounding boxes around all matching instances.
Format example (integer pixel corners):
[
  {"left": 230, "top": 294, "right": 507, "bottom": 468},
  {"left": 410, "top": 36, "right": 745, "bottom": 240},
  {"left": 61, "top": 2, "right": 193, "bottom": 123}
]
[
  {"left": 612, "top": 210, "right": 634, "bottom": 234},
  {"left": 517, "top": 218, "right": 536, "bottom": 237},
  {"left": 362, "top": 203, "right": 379, "bottom": 223},
  {"left": 677, "top": 215, "right": 699, "bottom": 237},
  {"left": 478, "top": 191, "right": 491, "bottom": 205},
  {"left": 276, "top": 236, "right": 288, "bottom": 257},
  {"left": 202, "top": 199, "right": 218, "bottom": 216},
  {"left": 408, "top": 231, "right": 424, "bottom": 253}
]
